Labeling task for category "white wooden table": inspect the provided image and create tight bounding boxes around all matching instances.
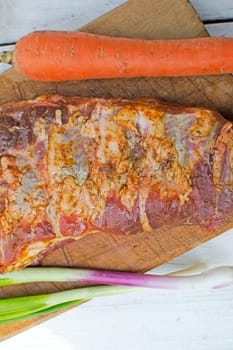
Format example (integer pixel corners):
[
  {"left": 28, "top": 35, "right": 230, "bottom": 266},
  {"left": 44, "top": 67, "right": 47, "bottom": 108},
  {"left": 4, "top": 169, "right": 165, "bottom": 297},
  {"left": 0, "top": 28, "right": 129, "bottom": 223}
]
[{"left": 1, "top": 1, "right": 233, "bottom": 349}]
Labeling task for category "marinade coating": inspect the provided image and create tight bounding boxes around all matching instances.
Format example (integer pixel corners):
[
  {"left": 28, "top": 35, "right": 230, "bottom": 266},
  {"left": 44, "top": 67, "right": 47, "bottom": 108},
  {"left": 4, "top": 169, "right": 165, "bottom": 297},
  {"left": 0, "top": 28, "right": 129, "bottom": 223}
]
[{"left": 0, "top": 95, "right": 232, "bottom": 272}]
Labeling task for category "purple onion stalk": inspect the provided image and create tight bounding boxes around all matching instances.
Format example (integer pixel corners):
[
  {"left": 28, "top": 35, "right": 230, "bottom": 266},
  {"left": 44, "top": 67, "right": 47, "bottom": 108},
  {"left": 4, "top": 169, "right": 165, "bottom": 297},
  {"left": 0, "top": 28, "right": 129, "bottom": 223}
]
[{"left": 1, "top": 265, "right": 233, "bottom": 290}]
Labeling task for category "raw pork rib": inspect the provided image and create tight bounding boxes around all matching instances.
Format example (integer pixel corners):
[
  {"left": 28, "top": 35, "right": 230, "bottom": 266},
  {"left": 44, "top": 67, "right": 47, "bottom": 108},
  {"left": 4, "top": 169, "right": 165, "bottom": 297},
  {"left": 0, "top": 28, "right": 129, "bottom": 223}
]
[{"left": 0, "top": 95, "right": 232, "bottom": 272}]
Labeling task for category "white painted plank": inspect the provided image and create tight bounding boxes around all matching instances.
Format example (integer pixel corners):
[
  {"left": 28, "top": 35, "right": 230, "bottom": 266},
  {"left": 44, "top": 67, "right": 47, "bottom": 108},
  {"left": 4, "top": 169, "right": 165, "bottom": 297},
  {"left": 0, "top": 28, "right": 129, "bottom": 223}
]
[
  {"left": 206, "top": 22, "right": 233, "bottom": 37},
  {"left": 0, "top": 0, "right": 126, "bottom": 44},
  {"left": 0, "top": 0, "right": 233, "bottom": 45},
  {"left": 0, "top": 63, "right": 11, "bottom": 75},
  {"left": 191, "top": 0, "right": 233, "bottom": 21},
  {"left": 2, "top": 288, "right": 233, "bottom": 350}
]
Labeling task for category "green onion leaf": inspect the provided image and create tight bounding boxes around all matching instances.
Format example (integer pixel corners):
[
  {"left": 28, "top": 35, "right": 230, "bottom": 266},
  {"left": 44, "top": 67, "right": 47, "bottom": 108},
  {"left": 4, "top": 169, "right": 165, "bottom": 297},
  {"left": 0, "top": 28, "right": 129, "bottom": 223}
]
[
  {"left": 0, "top": 298, "right": 85, "bottom": 325},
  {"left": 0, "top": 285, "right": 137, "bottom": 324},
  {"left": 0, "top": 264, "right": 232, "bottom": 325}
]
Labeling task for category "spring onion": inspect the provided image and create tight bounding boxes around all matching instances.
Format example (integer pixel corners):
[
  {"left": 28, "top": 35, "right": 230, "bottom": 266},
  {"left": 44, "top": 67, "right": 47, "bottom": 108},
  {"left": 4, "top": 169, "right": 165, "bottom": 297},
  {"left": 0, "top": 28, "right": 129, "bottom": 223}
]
[
  {"left": 0, "top": 265, "right": 232, "bottom": 324},
  {"left": 0, "top": 265, "right": 232, "bottom": 289},
  {"left": 0, "top": 286, "right": 136, "bottom": 324},
  {"left": 0, "top": 299, "right": 85, "bottom": 325}
]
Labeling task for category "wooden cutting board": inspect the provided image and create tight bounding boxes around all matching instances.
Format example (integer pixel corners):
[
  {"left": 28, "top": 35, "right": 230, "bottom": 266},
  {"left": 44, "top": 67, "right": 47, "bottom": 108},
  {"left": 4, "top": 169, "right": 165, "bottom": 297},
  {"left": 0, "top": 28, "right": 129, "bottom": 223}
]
[{"left": 1, "top": 0, "right": 233, "bottom": 341}]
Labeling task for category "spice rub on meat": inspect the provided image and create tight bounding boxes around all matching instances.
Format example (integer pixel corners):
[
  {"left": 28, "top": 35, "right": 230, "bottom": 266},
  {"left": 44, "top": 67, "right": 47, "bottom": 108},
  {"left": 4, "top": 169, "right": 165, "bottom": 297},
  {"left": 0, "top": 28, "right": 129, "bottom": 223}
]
[{"left": 0, "top": 95, "right": 232, "bottom": 272}]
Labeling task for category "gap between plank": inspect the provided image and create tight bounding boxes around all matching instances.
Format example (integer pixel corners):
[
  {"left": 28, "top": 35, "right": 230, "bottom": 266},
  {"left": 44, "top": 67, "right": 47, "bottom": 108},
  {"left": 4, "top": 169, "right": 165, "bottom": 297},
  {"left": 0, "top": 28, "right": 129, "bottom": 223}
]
[{"left": 204, "top": 18, "right": 233, "bottom": 24}]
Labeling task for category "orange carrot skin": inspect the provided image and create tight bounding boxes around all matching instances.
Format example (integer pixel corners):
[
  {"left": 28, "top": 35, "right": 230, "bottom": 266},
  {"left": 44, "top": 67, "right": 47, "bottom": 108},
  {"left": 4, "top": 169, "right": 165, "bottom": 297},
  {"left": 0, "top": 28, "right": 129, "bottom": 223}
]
[{"left": 13, "top": 30, "right": 233, "bottom": 82}]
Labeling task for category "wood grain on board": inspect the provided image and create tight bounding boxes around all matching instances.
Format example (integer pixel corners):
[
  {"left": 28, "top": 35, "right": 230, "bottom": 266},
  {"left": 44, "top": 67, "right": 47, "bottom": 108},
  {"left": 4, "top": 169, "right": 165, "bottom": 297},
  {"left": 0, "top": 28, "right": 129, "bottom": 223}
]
[{"left": 0, "top": 0, "right": 233, "bottom": 341}]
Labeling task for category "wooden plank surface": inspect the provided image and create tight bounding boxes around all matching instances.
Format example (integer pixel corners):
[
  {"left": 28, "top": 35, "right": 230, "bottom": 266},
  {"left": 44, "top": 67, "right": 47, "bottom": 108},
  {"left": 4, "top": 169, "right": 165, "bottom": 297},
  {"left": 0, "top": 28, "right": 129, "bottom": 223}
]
[{"left": 0, "top": 0, "right": 233, "bottom": 346}]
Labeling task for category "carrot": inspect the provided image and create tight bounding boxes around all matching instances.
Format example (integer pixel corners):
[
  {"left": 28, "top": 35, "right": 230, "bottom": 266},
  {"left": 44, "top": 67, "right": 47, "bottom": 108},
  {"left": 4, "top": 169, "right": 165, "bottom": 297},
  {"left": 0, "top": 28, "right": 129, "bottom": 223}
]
[{"left": 10, "top": 30, "right": 233, "bottom": 82}]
